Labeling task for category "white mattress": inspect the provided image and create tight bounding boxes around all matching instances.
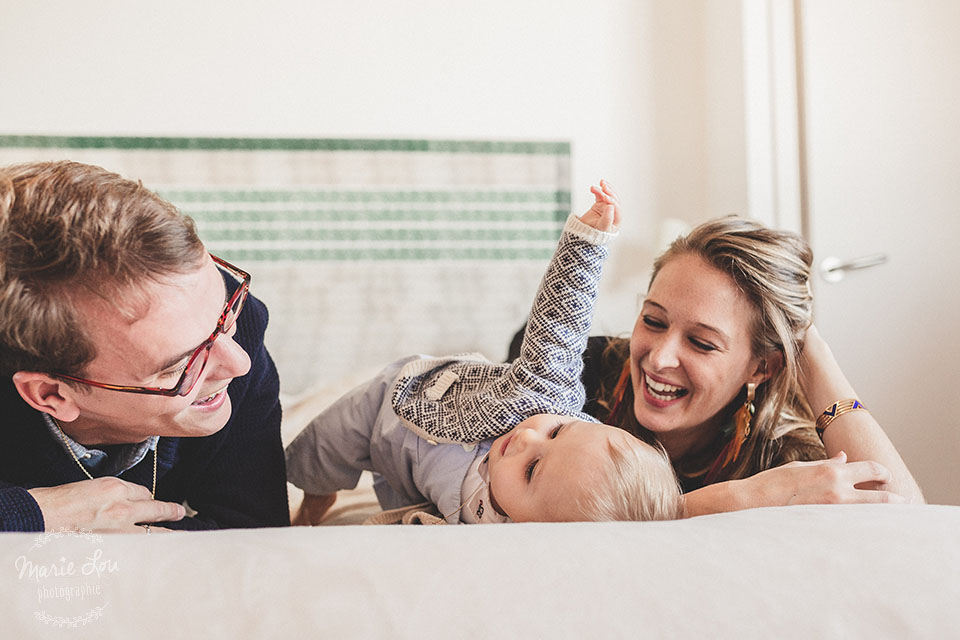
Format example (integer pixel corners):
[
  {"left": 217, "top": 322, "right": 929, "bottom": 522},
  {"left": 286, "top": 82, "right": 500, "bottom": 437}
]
[{"left": 4, "top": 503, "right": 958, "bottom": 638}]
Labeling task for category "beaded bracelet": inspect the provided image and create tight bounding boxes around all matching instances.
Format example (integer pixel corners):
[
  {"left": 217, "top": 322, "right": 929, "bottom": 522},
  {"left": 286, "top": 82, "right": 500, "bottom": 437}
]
[{"left": 815, "top": 399, "right": 867, "bottom": 440}]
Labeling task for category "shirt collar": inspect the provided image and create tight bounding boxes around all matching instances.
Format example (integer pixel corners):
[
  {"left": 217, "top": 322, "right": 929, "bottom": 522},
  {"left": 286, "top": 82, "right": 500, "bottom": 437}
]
[
  {"left": 43, "top": 413, "right": 158, "bottom": 477},
  {"left": 459, "top": 452, "right": 511, "bottom": 524}
]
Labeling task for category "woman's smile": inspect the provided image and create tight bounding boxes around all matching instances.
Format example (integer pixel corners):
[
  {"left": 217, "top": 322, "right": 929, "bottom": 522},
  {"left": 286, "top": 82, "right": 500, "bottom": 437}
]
[{"left": 642, "top": 370, "right": 689, "bottom": 405}]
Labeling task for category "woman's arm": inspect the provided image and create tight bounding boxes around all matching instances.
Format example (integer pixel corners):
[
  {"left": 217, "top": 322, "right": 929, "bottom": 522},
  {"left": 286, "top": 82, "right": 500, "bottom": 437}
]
[
  {"left": 798, "top": 324, "right": 925, "bottom": 503},
  {"left": 681, "top": 451, "right": 905, "bottom": 516},
  {"left": 682, "top": 324, "right": 923, "bottom": 516}
]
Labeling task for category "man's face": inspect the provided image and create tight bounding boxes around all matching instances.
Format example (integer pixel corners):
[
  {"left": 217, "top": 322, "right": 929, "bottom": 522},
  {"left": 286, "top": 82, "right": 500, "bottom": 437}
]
[{"left": 64, "top": 256, "right": 251, "bottom": 445}]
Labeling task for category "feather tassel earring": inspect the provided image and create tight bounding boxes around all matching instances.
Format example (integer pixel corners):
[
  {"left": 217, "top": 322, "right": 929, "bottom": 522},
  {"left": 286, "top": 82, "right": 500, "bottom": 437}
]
[{"left": 723, "top": 382, "right": 756, "bottom": 468}]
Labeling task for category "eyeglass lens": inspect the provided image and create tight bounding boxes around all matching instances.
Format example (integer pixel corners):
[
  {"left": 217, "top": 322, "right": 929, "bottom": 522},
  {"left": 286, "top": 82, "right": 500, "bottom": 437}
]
[{"left": 177, "top": 280, "right": 249, "bottom": 396}]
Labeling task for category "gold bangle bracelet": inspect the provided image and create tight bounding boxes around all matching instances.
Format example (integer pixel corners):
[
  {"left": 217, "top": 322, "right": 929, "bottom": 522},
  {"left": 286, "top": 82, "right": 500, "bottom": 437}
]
[{"left": 816, "top": 399, "right": 867, "bottom": 440}]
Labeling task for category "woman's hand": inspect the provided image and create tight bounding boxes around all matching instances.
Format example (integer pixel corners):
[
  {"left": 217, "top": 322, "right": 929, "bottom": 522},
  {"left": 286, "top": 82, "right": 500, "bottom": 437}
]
[
  {"left": 681, "top": 452, "right": 904, "bottom": 516},
  {"left": 743, "top": 451, "right": 905, "bottom": 508}
]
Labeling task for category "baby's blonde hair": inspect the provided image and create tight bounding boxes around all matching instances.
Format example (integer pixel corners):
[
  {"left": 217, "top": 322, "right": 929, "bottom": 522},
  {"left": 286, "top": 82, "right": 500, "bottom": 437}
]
[{"left": 578, "top": 435, "right": 683, "bottom": 522}]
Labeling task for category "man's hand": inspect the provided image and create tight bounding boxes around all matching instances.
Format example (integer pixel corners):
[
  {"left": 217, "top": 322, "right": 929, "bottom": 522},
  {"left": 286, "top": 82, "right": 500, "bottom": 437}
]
[{"left": 27, "top": 477, "right": 186, "bottom": 533}]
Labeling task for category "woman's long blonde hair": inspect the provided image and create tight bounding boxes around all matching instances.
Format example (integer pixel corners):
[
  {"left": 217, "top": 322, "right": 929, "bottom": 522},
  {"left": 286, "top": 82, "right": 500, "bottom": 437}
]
[{"left": 601, "top": 216, "right": 823, "bottom": 482}]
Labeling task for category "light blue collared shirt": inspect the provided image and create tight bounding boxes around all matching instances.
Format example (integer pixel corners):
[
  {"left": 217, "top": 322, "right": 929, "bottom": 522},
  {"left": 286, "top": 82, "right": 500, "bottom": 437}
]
[{"left": 43, "top": 413, "right": 158, "bottom": 477}]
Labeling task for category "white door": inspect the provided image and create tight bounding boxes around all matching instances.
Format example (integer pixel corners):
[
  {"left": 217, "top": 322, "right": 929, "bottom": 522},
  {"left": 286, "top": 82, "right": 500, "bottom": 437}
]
[{"left": 799, "top": 0, "right": 960, "bottom": 504}]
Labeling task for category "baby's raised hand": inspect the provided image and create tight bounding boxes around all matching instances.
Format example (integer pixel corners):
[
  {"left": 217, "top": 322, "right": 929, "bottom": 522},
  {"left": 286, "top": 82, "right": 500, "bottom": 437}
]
[{"left": 577, "top": 180, "right": 621, "bottom": 232}]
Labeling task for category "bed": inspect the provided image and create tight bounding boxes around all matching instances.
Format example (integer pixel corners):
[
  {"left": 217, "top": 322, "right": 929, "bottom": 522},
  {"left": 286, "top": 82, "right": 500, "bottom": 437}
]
[{"left": 3, "top": 503, "right": 958, "bottom": 636}]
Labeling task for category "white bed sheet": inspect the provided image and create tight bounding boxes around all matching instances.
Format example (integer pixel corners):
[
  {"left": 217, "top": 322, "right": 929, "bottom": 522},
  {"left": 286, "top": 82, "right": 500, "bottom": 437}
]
[{"left": 3, "top": 504, "right": 958, "bottom": 639}]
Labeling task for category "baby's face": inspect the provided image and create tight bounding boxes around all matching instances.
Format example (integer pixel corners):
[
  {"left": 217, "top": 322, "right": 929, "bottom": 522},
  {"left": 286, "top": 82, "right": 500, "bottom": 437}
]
[{"left": 486, "top": 414, "right": 630, "bottom": 522}]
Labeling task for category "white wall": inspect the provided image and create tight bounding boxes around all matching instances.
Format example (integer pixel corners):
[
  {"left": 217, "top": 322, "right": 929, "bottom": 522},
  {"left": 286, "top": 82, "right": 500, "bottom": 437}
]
[{"left": 0, "top": 0, "right": 748, "bottom": 336}]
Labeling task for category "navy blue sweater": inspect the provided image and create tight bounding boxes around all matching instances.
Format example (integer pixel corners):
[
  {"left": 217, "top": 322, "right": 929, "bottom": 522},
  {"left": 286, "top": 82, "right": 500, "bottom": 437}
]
[{"left": 0, "top": 293, "right": 289, "bottom": 531}]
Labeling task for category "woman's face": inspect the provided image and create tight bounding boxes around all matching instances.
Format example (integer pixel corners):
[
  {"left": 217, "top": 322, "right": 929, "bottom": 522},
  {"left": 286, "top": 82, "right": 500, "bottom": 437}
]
[{"left": 629, "top": 253, "right": 768, "bottom": 454}]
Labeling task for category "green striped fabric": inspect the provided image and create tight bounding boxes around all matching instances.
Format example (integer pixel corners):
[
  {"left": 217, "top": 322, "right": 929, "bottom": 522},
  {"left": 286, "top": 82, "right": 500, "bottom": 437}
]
[
  {"left": 165, "top": 188, "right": 570, "bottom": 262},
  {"left": 161, "top": 189, "right": 571, "bottom": 203},
  {"left": 0, "top": 135, "right": 569, "bottom": 155},
  {"left": 0, "top": 136, "right": 570, "bottom": 263},
  {"left": 162, "top": 187, "right": 570, "bottom": 262}
]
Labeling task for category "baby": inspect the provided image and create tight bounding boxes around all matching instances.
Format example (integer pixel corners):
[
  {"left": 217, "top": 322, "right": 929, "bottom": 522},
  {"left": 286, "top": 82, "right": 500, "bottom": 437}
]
[{"left": 286, "top": 182, "right": 682, "bottom": 524}]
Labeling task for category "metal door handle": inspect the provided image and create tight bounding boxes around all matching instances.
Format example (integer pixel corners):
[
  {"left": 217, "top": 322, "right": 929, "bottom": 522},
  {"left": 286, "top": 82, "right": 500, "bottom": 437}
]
[{"left": 820, "top": 253, "right": 888, "bottom": 283}]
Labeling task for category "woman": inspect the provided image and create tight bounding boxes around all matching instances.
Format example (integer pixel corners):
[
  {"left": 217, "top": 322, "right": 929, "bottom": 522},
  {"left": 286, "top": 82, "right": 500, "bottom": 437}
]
[{"left": 575, "top": 216, "right": 924, "bottom": 514}]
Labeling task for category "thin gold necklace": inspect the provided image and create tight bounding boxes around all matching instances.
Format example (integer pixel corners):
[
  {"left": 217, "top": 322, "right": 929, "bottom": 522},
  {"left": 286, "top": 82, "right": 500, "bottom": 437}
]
[{"left": 52, "top": 417, "right": 157, "bottom": 499}]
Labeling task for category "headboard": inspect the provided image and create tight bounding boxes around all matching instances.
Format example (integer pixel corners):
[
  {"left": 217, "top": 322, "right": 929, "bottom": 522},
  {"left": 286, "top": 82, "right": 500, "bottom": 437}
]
[{"left": 0, "top": 136, "right": 570, "bottom": 396}]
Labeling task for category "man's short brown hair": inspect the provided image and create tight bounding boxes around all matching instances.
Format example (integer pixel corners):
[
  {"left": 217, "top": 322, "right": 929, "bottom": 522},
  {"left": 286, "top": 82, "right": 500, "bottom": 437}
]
[{"left": 0, "top": 160, "right": 206, "bottom": 378}]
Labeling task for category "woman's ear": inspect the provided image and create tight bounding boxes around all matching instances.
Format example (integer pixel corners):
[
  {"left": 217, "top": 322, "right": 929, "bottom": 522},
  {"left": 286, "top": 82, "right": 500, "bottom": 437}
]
[
  {"left": 750, "top": 350, "right": 783, "bottom": 385},
  {"left": 11, "top": 372, "right": 82, "bottom": 421}
]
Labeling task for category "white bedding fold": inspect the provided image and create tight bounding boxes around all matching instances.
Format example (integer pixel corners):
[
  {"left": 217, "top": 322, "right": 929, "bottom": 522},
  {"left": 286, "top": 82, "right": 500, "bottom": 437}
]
[{"left": 3, "top": 504, "right": 958, "bottom": 638}]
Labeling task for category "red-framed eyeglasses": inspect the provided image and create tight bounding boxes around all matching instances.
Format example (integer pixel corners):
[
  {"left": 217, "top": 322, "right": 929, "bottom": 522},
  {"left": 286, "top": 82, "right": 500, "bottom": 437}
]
[{"left": 50, "top": 255, "right": 251, "bottom": 397}]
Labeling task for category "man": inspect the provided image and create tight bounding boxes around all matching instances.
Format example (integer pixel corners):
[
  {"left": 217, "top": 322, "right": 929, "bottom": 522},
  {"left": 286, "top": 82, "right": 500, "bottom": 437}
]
[{"left": 0, "top": 161, "right": 289, "bottom": 531}]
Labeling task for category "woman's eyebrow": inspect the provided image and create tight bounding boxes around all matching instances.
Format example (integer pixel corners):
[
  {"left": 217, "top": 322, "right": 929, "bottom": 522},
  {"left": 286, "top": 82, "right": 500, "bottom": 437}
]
[
  {"left": 692, "top": 322, "right": 731, "bottom": 343},
  {"left": 643, "top": 300, "right": 731, "bottom": 342}
]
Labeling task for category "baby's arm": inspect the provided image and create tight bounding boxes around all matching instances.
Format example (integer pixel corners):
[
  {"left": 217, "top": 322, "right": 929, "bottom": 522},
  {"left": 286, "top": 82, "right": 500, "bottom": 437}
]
[{"left": 508, "top": 182, "right": 621, "bottom": 411}]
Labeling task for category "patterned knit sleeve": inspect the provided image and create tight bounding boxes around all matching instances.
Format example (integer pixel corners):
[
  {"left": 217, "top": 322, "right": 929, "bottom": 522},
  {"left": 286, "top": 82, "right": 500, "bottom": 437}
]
[{"left": 506, "top": 214, "right": 617, "bottom": 414}]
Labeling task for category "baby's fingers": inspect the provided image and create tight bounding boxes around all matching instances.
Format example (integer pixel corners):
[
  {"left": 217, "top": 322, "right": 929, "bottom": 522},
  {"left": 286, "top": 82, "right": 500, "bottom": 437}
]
[
  {"left": 590, "top": 184, "right": 613, "bottom": 204},
  {"left": 599, "top": 179, "right": 620, "bottom": 203},
  {"left": 599, "top": 182, "right": 621, "bottom": 228},
  {"left": 581, "top": 182, "right": 620, "bottom": 232},
  {"left": 596, "top": 204, "right": 616, "bottom": 231}
]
